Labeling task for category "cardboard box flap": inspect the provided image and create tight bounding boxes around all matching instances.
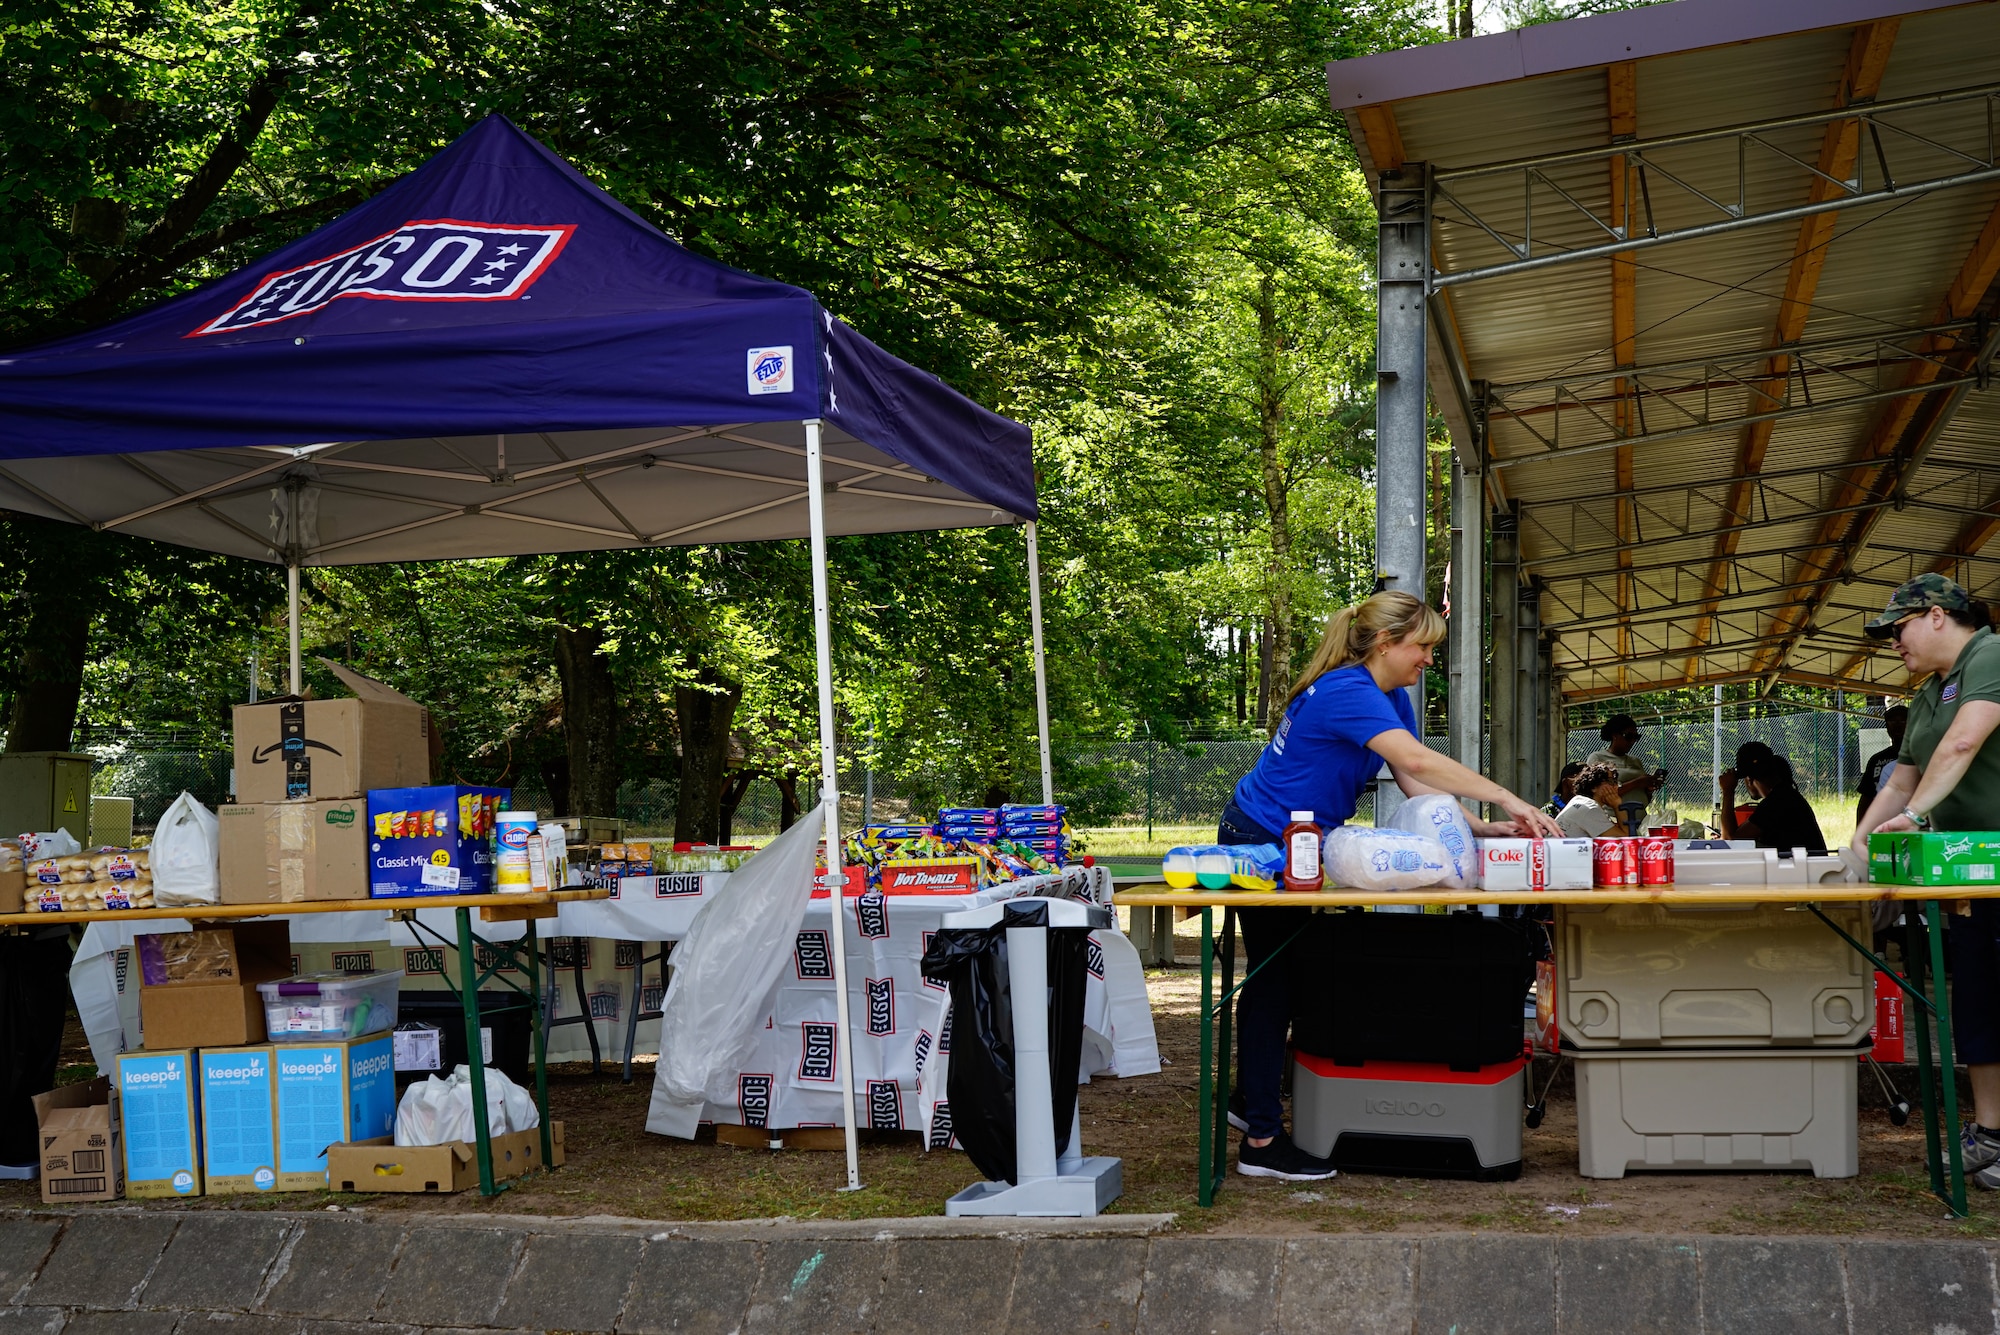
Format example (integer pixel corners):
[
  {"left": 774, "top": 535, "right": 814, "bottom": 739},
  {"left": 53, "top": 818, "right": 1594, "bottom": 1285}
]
[
  {"left": 32, "top": 1077, "right": 111, "bottom": 1121},
  {"left": 40, "top": 1104, "right": 107, "bottom": 1134},
  {"left": 317, "top": 659, "right": 422, "bottom": 709}
]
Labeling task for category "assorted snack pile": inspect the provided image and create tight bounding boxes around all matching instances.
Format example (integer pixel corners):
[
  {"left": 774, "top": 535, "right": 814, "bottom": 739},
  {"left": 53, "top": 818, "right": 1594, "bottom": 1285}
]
[{"left": 840, "top": 804, "right": 1075, "bottom": 888}]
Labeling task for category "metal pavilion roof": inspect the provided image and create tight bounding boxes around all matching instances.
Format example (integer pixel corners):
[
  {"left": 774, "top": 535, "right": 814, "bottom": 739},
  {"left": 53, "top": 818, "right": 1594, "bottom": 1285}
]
[{"left": 1328, "top": 0, "right": 2000, "bottom": 704}]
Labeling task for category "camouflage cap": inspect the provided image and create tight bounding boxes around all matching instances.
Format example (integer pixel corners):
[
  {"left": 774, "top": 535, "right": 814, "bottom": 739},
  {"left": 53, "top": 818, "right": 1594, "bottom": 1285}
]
[{"left": 1863, "top": 572, "right": 1972, "bottom": 638}]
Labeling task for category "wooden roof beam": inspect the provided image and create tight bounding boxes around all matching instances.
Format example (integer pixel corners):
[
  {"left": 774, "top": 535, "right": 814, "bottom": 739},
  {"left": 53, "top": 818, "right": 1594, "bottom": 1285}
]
[{"left": 1677, "top": 18, "right": 1901, "bottom": 678}]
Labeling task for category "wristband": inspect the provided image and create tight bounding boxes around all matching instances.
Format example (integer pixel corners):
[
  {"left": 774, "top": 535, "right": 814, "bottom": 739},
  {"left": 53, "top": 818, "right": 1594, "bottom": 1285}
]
[{"left": 1903, "top": 806, "right": 1931, "bottom": 830}]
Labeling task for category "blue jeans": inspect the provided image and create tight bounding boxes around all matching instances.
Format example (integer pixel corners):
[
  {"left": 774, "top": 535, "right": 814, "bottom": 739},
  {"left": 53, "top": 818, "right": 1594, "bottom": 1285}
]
[{"left": 1218, "top": 801, "right": 1310, "bottom": 1141}]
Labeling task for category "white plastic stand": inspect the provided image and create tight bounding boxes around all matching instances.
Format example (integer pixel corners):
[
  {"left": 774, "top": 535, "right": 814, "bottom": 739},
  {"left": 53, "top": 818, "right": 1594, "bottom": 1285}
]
[{"left": 943, "top": 897, "right": 1123, "bottom": 1217}]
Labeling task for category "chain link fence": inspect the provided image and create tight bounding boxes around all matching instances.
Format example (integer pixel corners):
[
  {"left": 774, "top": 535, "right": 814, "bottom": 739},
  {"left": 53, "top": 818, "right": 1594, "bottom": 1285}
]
[{"left": 80, "top": 702, "right": 1880, "bottom": 841}]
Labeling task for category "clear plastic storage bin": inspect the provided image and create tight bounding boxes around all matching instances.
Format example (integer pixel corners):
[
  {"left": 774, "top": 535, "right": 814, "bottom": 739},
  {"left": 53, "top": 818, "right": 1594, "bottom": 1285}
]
[{"left": 258, "top": 970, "right": 404, "bottom": 1042}]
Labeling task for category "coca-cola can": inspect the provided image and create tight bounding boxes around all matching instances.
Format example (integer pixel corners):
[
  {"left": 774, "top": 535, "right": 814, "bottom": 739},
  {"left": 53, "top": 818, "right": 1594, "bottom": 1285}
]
[
  {"left": 1617, "top": 837, "right": 1642, "bottom": 886},
  {"left": 1592, "top": 838, "right": 1626, "bottom": 889},
  {"left": 1639, "top": 837, "right": 1674, "bottom": 886}
]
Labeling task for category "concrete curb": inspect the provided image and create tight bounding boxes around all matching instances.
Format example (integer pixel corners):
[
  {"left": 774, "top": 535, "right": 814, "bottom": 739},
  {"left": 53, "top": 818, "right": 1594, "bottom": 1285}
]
[{"left": 0, "top": 1209, "right": 1995, "bottom": 1333}]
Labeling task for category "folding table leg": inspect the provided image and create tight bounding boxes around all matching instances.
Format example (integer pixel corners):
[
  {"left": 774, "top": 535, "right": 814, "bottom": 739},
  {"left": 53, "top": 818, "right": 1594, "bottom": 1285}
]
[
  {"left": 1905, "top": 906, "right": 1945, "bottom": 1202},
  {"left": 524, "top": 917, "right": 554, "bottom": 1168},
  {"left": 455, "top": 907, "right": 498, "bottom": 1196},
  {"left": 1926, "top": 900, "right": 1967, "bottom": 1216},
  {"left": 1213, "top": 907, "right": 1237, "bottom": 1205},
  {"left": 1197, "top": 906, "right": 1214, "bottom": 1207}
]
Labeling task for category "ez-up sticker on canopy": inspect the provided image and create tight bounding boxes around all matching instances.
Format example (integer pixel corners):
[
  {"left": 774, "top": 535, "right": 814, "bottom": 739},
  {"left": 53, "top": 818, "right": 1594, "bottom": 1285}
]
[{"left": 189, "top": 220, "right": 575, "bottom": 337}]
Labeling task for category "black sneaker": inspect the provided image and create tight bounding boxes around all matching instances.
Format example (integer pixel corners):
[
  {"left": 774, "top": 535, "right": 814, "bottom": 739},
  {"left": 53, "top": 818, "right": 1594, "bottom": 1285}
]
[
  {"left": 1237, "top": 1133, "right": 1337, "bottom": 1181},
  {"left": 1226, "top": 1087, "right": 1248, "bottom": 1134}
]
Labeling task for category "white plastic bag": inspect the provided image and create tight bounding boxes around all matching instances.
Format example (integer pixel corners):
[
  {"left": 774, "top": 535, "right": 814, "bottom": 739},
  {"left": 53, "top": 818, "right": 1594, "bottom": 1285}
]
[
  {"left": 646, "top": 808, "right": 825, "bottom": 1138},
  {"left": 18, "top": 829, "right": 81, "bottom": 860},
  {"left": 1389, "top": 794, "right": 1478, "bottom": 889},
  {"left": 394, "top": 1064, "right": 539, "bottom": 1146},
  {"left": 151, "top": 793, "right": 219, "bottom": 907},
  {"left": 1324, "top": 824, "right": 1451, "bottom": 892}
]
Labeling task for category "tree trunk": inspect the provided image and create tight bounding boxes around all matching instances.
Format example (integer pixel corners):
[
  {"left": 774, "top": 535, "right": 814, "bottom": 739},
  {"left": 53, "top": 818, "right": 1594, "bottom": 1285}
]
[
  {"left": 1457, "top": 0, "right": 1473, "bottom": 39},
  {"left": 673, "top": 673, "right": 742, "bottom": 843},
  {"left": 1251, "top": 268, "right": 1295, "bottom": 714},
  {"left": 1234, "top": 623, "right": 1247, "bottom": 723},
  {"left": 774, "top": 772, "right": 802, "bottom": 832},
  {"left": 539, "top": 755, "right": 571, "bottom": 820},
  {"left": 4, "top": 521, "right": 107, "bottom": 755},
  {"left": 552, "top": 627, "right": 621, "bottom": 818},
  {"left": 717, "top": 770, "right": 755, "bottom": 846},
  {"left": 1255, "top": 618, "right": 1273, "bottom": 731}
]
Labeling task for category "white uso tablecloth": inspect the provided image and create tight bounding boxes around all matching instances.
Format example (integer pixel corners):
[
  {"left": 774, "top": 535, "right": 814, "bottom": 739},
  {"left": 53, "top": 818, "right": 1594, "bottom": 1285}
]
[{"left": 69, "top": 871, "right": 1159, "bottom": 1137}]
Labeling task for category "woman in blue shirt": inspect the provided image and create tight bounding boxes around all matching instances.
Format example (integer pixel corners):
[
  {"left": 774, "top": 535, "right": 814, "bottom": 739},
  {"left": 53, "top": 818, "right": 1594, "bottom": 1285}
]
[{"left": 1221, "top": 590, "right": 1563, "bottom": 1181}]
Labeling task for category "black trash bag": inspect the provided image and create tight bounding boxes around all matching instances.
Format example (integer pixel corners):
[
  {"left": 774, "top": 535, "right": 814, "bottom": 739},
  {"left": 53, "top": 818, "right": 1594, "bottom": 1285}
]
[
  {"left": 919, "top": 902, "right": 1091, "bottom": 1185},
  {"left": 0, "top": 930, "right": 74, "bottom": 1166}
]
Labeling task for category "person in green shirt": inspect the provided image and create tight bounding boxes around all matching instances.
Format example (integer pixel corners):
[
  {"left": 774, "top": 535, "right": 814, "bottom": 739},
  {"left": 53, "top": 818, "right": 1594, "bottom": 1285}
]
[{"left": 1854, "top": 573, "right": 2000, "bottom": 1187}]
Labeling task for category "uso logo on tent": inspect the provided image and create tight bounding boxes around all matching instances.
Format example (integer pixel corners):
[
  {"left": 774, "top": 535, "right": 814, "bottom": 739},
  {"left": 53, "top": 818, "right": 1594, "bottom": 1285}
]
[{"left": 189, "top": 220, "right": 575, "bottom": 336}]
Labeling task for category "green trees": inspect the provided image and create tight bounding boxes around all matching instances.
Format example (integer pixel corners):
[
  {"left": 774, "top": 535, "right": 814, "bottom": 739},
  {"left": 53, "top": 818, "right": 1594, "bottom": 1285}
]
[{"left": 0, "top": 0, "right": 1445, "bottom": 826}]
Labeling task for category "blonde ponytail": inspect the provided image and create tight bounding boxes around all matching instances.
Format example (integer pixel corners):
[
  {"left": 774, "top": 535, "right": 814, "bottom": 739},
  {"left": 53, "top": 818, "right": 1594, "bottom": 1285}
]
[{"left": 1284, "top": 590, "right": 1445, "bottom": 709}]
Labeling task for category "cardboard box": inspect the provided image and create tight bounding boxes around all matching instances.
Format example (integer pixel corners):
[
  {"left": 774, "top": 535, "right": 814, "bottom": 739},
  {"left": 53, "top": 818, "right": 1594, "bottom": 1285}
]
[
  {"left": 326, "top": 1121, "right": 565, "bottom": 1194},
  {"left": 272, "top": 1035, "right": 396, "bottom": 1190},
  {"left": 1869, "top": 830, "right": 2000, "bottom": 886},
  {"left": 138, "top": 928, "right": 257, "bottom": 986},
  {"left": 1474, "top": 837, "right": 1594, "bottom": 891},
  {"left": 139, "top": 923, "right": 293, "bottom": 1050},
  {"left": 233, "top": 662, "right": 431, "bottom": 803},
  {"left": 0, "top": 867, "right": 20, "bottom": 915},
  {"left": 1870, "top": 971, "right": 1905, "bottom": 1065},
  {"left": 116, "top": 1049, "right": 201, "bottom": 1198},
  {"left": 199, "top": 1047, "right": 278, "bottom": 1194},
  {"left": 219, "top": 800, "right": 369, "bottom": 904},
  {"left": 33, "top": 1077, "right": 122, "bottom": 1202},
  {"left": 367, "top": 785, "right": 509, "bottom": 897}
]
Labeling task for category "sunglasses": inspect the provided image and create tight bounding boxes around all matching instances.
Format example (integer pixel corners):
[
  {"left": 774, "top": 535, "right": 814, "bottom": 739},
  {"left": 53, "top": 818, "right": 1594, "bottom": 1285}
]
[{"left": 1893, "top": 612, "right": 1927, "bottom": 646}]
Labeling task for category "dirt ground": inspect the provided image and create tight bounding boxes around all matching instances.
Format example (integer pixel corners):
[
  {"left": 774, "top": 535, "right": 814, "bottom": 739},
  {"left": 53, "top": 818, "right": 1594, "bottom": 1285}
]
[{"left": 9, "top": 959, "right": 1996, "bottom": 1241}]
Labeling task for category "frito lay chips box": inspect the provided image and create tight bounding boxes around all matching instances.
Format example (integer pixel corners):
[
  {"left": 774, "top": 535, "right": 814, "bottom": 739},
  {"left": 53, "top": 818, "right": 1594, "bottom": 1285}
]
[
  {"left": 117, "top": 1049, "right": 201, "bottom": 1198},
  {"left": 366, "top": 785, "right": 508, "bottom": 898},
  {"left": 1474, "top": 837, "right": 1594, "bottom": 891},
  {"left": 273, "top": 1036, "right": 396, "bottom": 1190}
]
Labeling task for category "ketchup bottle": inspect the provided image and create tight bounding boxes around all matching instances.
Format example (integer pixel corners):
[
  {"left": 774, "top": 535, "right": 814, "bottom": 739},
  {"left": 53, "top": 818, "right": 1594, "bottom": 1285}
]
[{"left": 1282, "top": 810, "right": 1323, "bottom": 892}]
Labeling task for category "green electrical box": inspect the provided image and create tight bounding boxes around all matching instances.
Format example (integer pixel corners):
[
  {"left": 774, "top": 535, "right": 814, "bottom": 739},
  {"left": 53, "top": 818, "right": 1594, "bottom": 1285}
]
[{"left": 0, "top": 752, "right": 93, "bottom": 844}]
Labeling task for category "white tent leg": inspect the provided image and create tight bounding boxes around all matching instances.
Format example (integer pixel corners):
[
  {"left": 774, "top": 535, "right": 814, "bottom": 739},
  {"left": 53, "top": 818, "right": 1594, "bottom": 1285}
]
[
  {"left": 806, "top": 419, "right": 863, "bottom": 1191},
  {"left": 1025, "top": 521, "right": 1055, "bottom": 806},
  {"left": 287, "top": 564, "right": 302, "bottom": 695}
]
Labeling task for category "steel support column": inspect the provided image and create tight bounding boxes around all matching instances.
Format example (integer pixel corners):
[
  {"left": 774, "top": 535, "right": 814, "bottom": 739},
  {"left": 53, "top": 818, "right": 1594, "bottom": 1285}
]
[
  {"left": 1449, "top": 454, "right": 1486, "bottom": 792},
  {"left": 1375, "top": 163, "right": 1430, "bottom": 826},
  {"left": 1517, "top": 578, "right": 1543, "bottom": 801},
  {"left": 1490, "top": 502, "right": 1522, "bottom": 807}
]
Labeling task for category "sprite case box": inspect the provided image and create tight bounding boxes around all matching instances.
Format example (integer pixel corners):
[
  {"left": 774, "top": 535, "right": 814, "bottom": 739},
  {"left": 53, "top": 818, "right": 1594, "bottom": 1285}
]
[{"left": 1869, "top": 831, "right": 2000, "bottom": 886}]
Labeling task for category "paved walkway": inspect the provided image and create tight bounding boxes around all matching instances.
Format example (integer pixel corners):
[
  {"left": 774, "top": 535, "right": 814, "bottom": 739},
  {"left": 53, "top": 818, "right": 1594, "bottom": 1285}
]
[{"left": 0, "top": 1207, "right": 1994, "bottom": 1334}]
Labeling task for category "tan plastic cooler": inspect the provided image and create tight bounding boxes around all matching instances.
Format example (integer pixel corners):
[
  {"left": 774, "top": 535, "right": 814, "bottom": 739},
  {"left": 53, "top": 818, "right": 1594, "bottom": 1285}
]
[{"left": 1573, "top": 1046, "right": 1860, "bottom": 1179}]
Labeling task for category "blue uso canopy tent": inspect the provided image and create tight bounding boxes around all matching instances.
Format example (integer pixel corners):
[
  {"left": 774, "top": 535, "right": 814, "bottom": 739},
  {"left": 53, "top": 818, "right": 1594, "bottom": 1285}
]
[{"left": 0, "top": 114, "right": 1056, "bottom": 1187}]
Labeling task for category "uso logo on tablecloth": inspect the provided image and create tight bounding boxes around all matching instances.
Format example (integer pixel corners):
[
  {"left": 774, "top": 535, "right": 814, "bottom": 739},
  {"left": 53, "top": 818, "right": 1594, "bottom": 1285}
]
[
  {"left": 798, "top": 1022, "right": 838, "bottom": 1083},
  {"left": 655, "top": 873, "right": 703, "bottom": 898},
  {"left": 794, "top": 929, "right": 833, "bottom": 980},
  {"left": 855, "top": 891, "right": 889, "bottom": 940},
  {"left": 1086, "top": 936, "right": 1106, "bottom": 980},
  {"left": 938, "top": 1007, "right": 954, "bottom": 1054},
  {"left": 928, "top": 1101, "right": 955, "bottom": 1150},
  {"left": 190, "top": 220, "right": 574, "bottom": 336},
  {"left": 865, "top": 977, "right": 896, "bottom": 1036},
  {"left": 913, "top": 1028, "right": 934, "bottom": 1077},
  {"left": 738, "top": 1073, "right": 773, "bottom": 1128},
  {"left": 867, "top": 1079, "right": 903, "bottom": 1129}
]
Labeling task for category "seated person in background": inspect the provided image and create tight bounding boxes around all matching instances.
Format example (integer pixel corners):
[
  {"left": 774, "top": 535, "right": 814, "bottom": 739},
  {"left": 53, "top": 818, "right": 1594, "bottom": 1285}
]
[
  {"left": 1856, "top": 704, "right": 1908, "bottom": 826},
  {"left": 1585, "top": 713, "right": 1663, "bottom": 829},
  {"left": 1721, "top": 754, "right": 1828, "bottom": 854},
  {"left": 1548, "top": 762, "right": 1585, "bottom": 816},
  {"left": 1556, "top": 763, "right": 1624, "bottom": 838},
  {"left": 1724, "top": 740, "right": 1775, "bottom": 828}
]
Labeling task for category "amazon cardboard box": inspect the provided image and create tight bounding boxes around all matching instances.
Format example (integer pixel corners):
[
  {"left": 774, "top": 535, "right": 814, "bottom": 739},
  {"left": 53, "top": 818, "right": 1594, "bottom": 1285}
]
[
  {"left": 139, "top": 922, "right": 293, "bottom": 1050},
  {"left": 33, "top": 1077, "right": 122, "bottom": 1203},
  {"left": 219, "top": 800, "right": 369, "bottom": 903},
  {"left": 233, "top": 662, "right": 430, "bottom": 803},
  {"left": 326, "top": 1121, "right": 564, "bottom": 1194}
]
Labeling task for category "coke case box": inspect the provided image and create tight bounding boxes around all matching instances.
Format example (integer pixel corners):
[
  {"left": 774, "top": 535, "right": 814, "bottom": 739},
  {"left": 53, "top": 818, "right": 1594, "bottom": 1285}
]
[
  {"left": 1474, "top": 838, "right": 1593, "bottom": 891},
  {"left": 367, "top": 785, "right": 508, "bottom": 897},
  {"left": 1870, "top": 971, "right": 1905, "bottom": 1064}
]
